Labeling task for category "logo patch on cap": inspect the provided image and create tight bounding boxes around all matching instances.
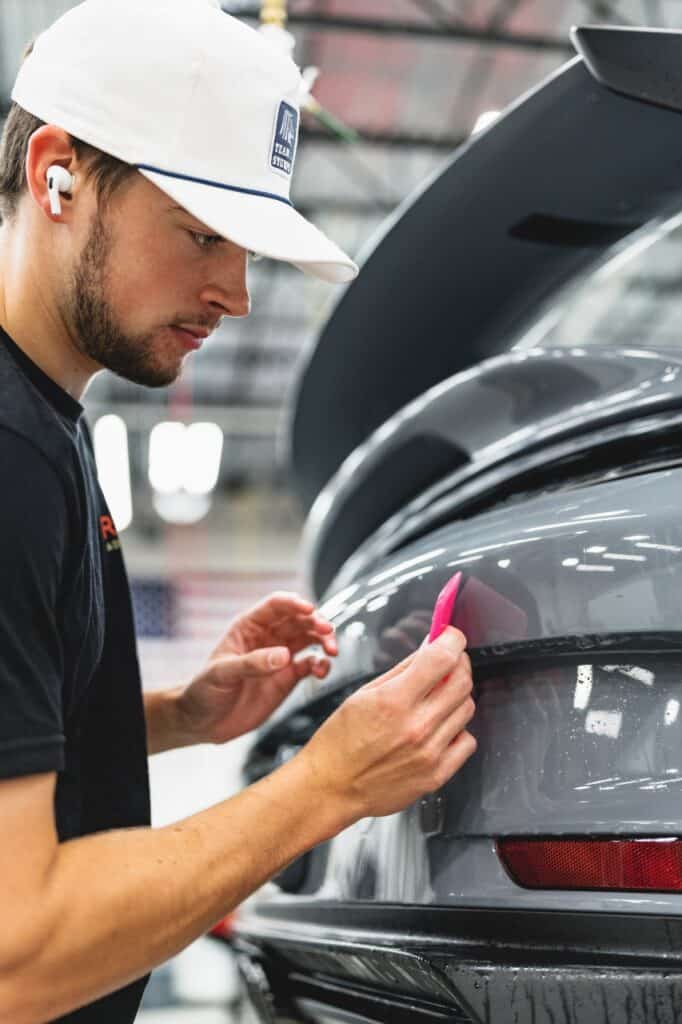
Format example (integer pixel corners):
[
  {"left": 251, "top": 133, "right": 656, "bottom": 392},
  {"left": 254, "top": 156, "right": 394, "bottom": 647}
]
[{"left": 270, "top": 100, "right": 299, "bottom": 178}]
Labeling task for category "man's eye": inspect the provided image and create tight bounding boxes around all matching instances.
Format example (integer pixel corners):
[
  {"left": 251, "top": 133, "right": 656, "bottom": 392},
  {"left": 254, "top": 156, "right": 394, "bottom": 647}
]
[{"left": 190, "top": 231, "right": 223, "bottom": 250}]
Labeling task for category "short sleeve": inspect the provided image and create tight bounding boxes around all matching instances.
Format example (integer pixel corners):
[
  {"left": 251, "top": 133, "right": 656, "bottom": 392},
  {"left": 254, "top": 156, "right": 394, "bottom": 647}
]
[{"left": 0, "top": 428, "right": 69, "bottom": 778}]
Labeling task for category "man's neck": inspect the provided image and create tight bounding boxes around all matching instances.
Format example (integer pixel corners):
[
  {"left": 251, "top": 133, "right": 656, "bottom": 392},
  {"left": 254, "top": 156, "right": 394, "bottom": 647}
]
[{"left": 0, "top": 223, "right": 98, "bottom": 402}]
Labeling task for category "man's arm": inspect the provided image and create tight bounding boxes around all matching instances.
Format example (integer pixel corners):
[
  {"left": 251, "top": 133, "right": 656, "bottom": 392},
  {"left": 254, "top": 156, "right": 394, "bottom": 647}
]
[
  {"left": 143, "top": 686, "right": 192, "bottom": 754},
  {"left": 0, "top": 756, "right": 348, "bottom": 1024},
  {"left": 0, "top": 630, "right": 475, "bottom": 1024}
]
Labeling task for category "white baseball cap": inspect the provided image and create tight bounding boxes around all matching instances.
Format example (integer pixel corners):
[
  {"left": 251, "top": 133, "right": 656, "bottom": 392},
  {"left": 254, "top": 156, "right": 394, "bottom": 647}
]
[{"left": 11, "top": 0, "right": 358, "bottom": 284}]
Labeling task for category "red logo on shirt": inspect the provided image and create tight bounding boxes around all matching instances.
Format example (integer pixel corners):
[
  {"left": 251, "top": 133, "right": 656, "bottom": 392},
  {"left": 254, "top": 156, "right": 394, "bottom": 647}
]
[
  {"left": 99, "top": 515, "right": 121, "bottom": 552},
  {"left": 99, "top": 515, "right": 117, "bottom": 540}
]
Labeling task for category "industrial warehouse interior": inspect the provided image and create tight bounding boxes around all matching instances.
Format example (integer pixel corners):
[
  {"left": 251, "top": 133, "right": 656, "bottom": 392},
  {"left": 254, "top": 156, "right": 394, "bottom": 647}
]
[{"left": 3, "top": 1, "right": 682, "bottom": 1022}]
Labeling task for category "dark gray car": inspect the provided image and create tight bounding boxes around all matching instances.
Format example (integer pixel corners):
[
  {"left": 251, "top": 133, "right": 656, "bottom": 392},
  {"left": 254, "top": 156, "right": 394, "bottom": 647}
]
[{"left": 231, "top": 26, "right": 682, "bottom": 1024}]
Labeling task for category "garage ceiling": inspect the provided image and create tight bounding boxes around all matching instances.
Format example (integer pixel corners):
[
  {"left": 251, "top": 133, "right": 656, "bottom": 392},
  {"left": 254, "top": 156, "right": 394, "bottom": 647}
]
[{"left": 1, "top": 0, "right": 681, "bottom": 505}]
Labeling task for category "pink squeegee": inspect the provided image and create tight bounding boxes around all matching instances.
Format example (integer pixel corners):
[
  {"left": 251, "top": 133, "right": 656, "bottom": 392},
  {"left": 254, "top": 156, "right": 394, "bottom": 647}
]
[{"left": 428, "top": 572, "right": 462, "bottom": 643}]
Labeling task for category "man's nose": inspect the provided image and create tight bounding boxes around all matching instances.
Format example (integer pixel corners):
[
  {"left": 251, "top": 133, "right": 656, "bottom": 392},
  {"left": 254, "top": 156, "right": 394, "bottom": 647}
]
[{"left": 200, "top": 264, "right": 251, "bottom": 318}]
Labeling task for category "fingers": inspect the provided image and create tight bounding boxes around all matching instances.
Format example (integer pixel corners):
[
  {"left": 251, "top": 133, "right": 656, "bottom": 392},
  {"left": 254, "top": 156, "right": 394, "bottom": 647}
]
[
  {"left": 246, "top": 594, "right": 338, "bottom": 657},
  {"left": 396, "top": 650, "right": 474, "bottom": 765},
  {"left": 246, "top": 591, "right": 316, "bottom": 626},
  {"left": 363, "top": 650, "right": 418, "bottom": 689},
  {"left": 367, "top": 628, "right": 465, "bottom": 693},
  {"left": 292, "top": 653, "right": 331, "bottom": 681},
  {"left": 273, "top": 610, "right": 335, "bottom": 635},
  {"left": 377, "top": 611, "right": 441, "bottom": 666},
  {"left": 214, "top": 647, "right": 292, "bottom": 678},
  {"left": 386, "top": 627, "right": 467, "bottom": 703},
  {"left": 274, "top": 617, "right": 338, "bottom": 656},
  {"left": 432, "top": 730, "right": 477, "bottom": 789},
  {"left": 424, "top": 651, "right": 472, "bottom": 715},
  {"left": 256, "top": 648, "right": 330, "bottom": 680},
  {"left": 429, "top": 694, "right": 476, "bottom": 753},
  {"left": 209, "top": 647, "right": 332, "bottom": 700}
]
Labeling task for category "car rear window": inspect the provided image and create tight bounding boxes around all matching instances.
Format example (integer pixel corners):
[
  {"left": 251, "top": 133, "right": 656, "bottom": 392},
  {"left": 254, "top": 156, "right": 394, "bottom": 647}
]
[{"left": 512, "top": 210, "right": 682, "bottom": 353}]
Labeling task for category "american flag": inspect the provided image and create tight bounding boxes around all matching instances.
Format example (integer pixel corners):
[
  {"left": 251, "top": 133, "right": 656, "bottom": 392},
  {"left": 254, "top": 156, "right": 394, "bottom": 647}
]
[{"left": 131, "top": 572, "right": 301, "bottom": 691}]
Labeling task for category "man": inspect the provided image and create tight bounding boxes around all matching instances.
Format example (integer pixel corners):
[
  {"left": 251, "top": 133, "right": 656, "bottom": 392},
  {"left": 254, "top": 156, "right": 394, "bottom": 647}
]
[{"left": 0, "top": 1, "right": 477, "bottom": 1021}]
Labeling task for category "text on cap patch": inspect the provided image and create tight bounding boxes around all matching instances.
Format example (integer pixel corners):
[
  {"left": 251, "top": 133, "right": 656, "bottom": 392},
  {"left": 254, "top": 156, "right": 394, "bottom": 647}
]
[{"left": 271, "top": 100, "right": 298, "bottom": 177}]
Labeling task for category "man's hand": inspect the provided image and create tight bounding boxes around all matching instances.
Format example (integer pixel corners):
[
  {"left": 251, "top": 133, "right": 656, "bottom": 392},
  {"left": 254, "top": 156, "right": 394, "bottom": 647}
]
[
  {"left": 297, "top": 626, "right": 476, "bottom": 821},
  {"left": 174, "top": 591, "right": 338, "bottom": 746},
  {"left": 4, "top": 627, "right": 473, "bottom": 1021}
]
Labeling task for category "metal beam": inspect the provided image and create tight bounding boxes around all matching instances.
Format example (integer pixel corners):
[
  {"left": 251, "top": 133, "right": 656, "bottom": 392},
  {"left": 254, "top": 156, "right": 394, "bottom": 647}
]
[
  {"left": 225, "top": 6, "right": 574, "bottom": 54},
  {"left": 301, "top": 123, "right": 466, "bottom": 151},
  {"left": 406, "top": 0, "right": 464, "bottom": 30}
]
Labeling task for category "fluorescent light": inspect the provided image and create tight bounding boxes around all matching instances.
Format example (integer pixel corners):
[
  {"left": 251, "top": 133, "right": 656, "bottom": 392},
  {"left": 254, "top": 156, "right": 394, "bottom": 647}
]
[
  {"left": 93, "top": 415, "right": 132, "bottom": 531},
  {"left": 184, "top": 423, "right": 224, "bottom": 496},
  {"left": 148, "top": 421, "right": 224, "bottom": 524},
  {"left": 148, "top": 422, "right": 186, "bottom": 494},
  {"left": 153, "top": 491, "right": 211, "bottom": 525},
  {"left": 149, "top": 421, "right": 223, "bottom": 498}
]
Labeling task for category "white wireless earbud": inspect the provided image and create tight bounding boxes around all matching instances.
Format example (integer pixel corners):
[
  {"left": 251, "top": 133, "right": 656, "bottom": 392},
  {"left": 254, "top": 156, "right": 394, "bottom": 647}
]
[{"left": 46, "top": 165, "right": 75, "bottom": 216}]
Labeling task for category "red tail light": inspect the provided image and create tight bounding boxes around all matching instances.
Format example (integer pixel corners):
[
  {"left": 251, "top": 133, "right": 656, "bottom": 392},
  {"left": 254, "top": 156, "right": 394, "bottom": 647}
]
[{"left": 498, "top": 837, "right": 682, "bottom": 892}]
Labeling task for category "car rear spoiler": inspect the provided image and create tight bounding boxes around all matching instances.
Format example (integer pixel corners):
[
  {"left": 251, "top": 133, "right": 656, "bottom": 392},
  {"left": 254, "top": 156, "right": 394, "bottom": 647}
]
[
  {"left": 573, "top": 25, "right": 682, "bottom": 112},
  {"left": 289, "top": 26, "right": 682, "bottom": 511}
]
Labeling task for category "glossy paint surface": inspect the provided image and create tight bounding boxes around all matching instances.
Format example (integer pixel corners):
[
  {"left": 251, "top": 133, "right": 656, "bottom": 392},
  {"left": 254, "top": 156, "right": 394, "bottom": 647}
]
[
  {"left": 304, "top": 345, "right": 682, "bottom": 595},
  {"left": 310, "top": 466, "right": 682, "bottom": 675},
  {"left": 250, "top": 466, "right": 682, "bottom": 914}
]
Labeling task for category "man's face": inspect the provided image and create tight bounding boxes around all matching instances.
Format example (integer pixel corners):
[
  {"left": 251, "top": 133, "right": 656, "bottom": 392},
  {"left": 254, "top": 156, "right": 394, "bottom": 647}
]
[{"left": 64, "top": 172, "right": 251, "bottom": 387}]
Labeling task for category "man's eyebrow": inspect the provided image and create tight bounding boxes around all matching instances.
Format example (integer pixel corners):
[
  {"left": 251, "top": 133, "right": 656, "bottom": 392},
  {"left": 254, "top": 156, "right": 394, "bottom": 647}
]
[{"left": 167, "top": 204, "right": 228, "bottom": 240}]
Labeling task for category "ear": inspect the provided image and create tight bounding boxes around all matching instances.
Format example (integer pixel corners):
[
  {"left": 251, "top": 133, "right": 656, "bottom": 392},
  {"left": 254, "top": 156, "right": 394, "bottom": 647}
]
[{"left": 25, "top": 125, "right": 77, "bottom": 222}]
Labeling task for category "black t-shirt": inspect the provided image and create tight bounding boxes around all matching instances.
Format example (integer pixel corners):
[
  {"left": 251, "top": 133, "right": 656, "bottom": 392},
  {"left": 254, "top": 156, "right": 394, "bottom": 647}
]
[{"left": 0, "top": 326, "right": 151, "bottom": 1022}]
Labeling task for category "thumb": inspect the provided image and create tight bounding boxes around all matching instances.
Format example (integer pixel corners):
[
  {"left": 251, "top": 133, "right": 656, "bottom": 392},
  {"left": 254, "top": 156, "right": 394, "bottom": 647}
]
[
  {"left": 364, "top": 649, "right": 417, "bottom": 690},
  {"left": 216, "top": 647, "right": 291, "bottom": 678}
]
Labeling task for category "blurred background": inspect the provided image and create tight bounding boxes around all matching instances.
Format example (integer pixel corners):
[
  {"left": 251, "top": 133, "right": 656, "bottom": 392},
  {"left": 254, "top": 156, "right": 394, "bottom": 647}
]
[{"left": 2, "top": 0, "right": 682, "bottom": 1019}]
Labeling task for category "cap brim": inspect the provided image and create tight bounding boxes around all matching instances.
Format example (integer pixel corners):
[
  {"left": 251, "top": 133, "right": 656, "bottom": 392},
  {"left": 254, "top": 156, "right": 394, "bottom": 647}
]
[{"left": 138, "top": 168, "right": 358, "bottom": 284}]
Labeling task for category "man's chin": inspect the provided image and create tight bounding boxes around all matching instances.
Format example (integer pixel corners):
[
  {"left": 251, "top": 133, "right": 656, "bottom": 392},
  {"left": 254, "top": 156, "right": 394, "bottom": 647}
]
[
  {"left": 83, "top": 327, "right": 190, "bottom": 388},
  {"left": 106, "top": 357, "right": 183, "bottom": 389}
]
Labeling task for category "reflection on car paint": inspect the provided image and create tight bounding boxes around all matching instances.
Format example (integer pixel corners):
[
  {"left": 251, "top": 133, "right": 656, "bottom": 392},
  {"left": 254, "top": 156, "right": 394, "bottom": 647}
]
[
  {"left": 311, "top": 469, "right": 682, "bottom": 683},
  {"left": 305, "top": 345, "right": 682, "bottom": 595},
  {"left": 252, "top": 468, "right": 682, "bottom": 915}
]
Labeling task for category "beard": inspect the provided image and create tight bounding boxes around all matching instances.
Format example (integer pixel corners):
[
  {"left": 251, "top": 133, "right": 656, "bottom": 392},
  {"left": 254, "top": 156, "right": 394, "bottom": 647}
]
[{"left": 68, "top": 209, "right": 181, "bottom": 388}]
